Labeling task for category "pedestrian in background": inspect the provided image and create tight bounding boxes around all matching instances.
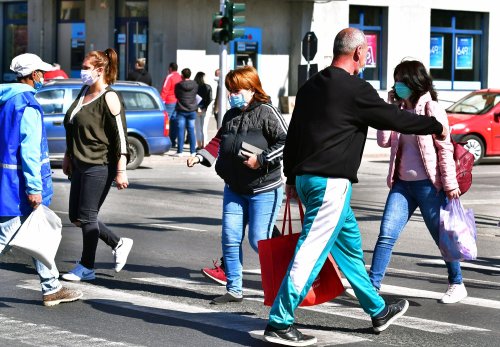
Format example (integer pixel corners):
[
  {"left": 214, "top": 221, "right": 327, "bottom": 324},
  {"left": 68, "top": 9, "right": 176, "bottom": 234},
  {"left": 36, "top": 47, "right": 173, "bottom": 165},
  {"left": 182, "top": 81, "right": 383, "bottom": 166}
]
[
  {"left": 62, "top": 48, "right": 134, "bottom": 281},
  {"left": 126, "top": 58, "right": 152, "bottom": 86},
  {"left": 0, "top": 53, "right": 82, "bottom": 306},
  {"left": 187, "top": 66, "right": 287, "bottom": 304},
  {"left": 213, "top": 68, "right": 221, "bottom": 126},
  {"left": 264, "top": 28, "right": 450, "bottom": 346},
  {"left": 194, "top": 71, "right": 213, "bottom": 149},
  {"left": 44, "top": 63, "right": 69, "bottom": 80},
  {"left": 174, "top": 68, "right": 198, "bottom": 157},
  {"left": 160, "top": 62, "right": 182, "bottom": 148},
  {"left": 369, "top": 59, "right": 466, "bottom": 304}
]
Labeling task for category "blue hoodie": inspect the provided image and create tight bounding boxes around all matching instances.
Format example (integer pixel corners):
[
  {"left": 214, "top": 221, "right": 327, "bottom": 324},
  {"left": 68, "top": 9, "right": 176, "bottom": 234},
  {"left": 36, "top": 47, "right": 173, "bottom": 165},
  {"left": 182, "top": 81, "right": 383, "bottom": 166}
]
[{"left": 0, "top": 83, "right": 51, "bottom": 215}]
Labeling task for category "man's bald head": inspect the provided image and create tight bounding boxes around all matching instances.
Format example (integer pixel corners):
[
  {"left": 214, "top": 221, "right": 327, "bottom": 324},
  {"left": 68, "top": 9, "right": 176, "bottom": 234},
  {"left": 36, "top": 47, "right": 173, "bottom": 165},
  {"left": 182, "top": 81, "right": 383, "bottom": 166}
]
[{"left": 333, "top": 28, "right": 366, "bottom": 57}]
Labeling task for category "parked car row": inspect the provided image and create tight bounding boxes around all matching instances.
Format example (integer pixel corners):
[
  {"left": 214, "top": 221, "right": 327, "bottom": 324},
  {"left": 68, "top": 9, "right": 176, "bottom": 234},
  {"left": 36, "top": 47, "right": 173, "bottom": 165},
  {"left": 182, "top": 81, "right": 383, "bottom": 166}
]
[
  {"left": 446, "top": 88, "right": 500, "bottom": 164},
  {"left": 36, "top": 79, "right": 171, "bottom": 169}
]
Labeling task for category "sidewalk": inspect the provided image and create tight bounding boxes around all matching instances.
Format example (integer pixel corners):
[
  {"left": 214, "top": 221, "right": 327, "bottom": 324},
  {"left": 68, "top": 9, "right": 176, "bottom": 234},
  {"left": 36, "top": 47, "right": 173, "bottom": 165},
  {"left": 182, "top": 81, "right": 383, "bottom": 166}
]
[{"left": 165, "top": 113, "right": 390, "bottom": 161}]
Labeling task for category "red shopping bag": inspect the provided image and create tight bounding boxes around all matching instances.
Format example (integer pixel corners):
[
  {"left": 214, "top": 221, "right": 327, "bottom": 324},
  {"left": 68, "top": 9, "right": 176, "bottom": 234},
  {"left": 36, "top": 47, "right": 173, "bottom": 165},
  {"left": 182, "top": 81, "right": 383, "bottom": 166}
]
[{"left": 258, "top": 197, "right": 344, "bottom": 306}]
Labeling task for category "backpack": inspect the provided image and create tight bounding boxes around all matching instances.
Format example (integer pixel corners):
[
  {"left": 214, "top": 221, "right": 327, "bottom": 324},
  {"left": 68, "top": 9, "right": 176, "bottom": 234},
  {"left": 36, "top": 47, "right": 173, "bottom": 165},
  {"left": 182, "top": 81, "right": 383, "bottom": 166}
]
[
  {"left": 452, "top": 140, "right": 474, "bottom": 195},
  {"left": 425, "top": 102, "right": 474, "bottom": 195}
]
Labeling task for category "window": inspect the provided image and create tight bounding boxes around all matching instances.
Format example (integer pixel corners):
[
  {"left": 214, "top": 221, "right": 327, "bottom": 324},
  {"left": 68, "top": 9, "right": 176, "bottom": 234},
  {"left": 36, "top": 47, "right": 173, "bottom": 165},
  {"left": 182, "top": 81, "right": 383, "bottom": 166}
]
[
  {"left": 447, "top": 93, "right": 500, "bottom": 115},
  {"left": 120, "top": 91, "right": 158, "bottom": 110},
  {"left": 58, "top": 0, "right": 85, "bottom": 21},
  {"left": 430, "top": 10, "right": 485, "bottom": 90},
  {"left": 36, "top": 89, "right": 65, "bottom": 115},
  {"left": 2, "top": 2, "right": 28, "bottom": 82},
  {"left": 349, "top": 6, "right": 387, "bottom": 89}
]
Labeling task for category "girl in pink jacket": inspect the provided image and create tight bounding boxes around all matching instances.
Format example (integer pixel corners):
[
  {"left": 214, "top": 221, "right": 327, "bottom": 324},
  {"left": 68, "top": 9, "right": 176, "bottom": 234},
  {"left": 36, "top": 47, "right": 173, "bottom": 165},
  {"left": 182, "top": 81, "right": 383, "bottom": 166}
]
[{"left": 369, "top": 60, "right": 466, "bottom": 304}]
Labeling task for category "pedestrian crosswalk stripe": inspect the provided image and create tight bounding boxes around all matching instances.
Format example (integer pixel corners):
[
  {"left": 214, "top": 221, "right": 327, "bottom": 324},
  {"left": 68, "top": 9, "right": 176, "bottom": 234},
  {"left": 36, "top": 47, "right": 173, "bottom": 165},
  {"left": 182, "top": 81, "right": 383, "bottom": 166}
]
[
  {"left": 17, "top": 279, "right": 368, "bottom": 346},
  {"left": 133, "top": 276, "right": 489, "bottom": 333},
  {"left": 0, "top": 314, "right": 141, "bottom": 347}
]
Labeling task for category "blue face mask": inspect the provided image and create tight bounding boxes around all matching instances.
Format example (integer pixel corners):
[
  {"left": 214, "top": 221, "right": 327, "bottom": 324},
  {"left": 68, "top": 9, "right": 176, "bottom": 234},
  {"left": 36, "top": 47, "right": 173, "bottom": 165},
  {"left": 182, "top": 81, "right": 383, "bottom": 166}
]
[
  {"left": 229, "top": 93, "right": 248, "bottom": 109},
  {"left": 394, "top": 82, "right": 412, "bottom": 100},
  {"left": 33, "top": 73, "right": 44, "bottom": 91}
]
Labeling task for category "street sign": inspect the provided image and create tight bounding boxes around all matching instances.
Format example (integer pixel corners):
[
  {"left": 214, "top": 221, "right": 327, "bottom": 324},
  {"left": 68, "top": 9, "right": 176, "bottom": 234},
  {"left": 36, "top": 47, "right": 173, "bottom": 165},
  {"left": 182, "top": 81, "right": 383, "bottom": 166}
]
[{"left": 302, "top": 31, "right": 317, "bottom": 61}]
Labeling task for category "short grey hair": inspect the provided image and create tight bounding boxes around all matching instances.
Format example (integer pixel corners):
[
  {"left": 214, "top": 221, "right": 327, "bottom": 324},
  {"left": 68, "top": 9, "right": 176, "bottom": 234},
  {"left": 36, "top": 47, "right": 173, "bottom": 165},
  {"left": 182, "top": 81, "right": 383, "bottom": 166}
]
[
  {"left": 136, "top": 58, "right": 146, "bottom": 68},
  {"left": 333, "top": 28, "right": 366, "bottom": 56}
]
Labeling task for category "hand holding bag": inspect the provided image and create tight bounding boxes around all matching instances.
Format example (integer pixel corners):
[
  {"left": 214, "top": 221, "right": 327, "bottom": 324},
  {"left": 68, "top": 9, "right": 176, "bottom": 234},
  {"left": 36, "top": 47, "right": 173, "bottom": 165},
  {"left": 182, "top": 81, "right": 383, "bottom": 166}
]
[
  {"left": 258, "top": 197, "right": 344, "bottom": 306},
  {"left": 439, "top": 198, "right": 477, "bottom": 262},
  {"left": 8, "top": 205, "right": 62, "bottom": 269}
]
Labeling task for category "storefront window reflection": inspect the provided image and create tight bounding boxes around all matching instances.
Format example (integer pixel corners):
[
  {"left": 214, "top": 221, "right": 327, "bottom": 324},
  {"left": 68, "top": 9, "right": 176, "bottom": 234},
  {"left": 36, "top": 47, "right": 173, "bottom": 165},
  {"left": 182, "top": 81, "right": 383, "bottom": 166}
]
[{"left": 59, "top": 0, "right": 85, "bottom": 21}]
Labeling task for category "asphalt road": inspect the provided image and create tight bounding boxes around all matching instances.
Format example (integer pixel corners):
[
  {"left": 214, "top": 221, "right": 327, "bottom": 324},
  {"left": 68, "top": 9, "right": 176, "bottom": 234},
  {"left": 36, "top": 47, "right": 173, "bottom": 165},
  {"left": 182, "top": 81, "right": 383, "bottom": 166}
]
[{"left": 1, "top": 148, "right": 499, "bottom": 347}]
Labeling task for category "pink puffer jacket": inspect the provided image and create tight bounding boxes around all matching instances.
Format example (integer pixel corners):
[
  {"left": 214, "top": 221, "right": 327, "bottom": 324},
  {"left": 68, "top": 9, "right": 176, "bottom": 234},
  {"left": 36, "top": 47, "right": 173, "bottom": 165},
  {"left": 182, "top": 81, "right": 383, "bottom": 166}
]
[{"left": 377, "top": 92, "right": 458, "bottom": 192}]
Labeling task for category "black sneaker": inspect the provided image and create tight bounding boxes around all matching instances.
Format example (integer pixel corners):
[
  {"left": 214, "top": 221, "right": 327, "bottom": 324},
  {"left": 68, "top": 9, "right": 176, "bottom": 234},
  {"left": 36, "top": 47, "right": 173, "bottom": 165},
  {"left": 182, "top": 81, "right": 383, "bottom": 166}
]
[
  {"left": 372, "top": 299, "right": 409, "bottom": 333},
  {"left": 210, "top": 292, "right": 243, "bottom": 305},
  {"left": 264, "top": 324, "right": 317, "bottom": 346}
]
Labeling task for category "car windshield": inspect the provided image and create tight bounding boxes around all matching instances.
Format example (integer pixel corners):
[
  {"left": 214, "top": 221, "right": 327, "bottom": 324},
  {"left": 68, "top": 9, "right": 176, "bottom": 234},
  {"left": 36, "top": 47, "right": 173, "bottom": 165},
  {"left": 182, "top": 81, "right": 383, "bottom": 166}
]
[{"left": 447, "top": 92, "right": 500, "bottom": 115}]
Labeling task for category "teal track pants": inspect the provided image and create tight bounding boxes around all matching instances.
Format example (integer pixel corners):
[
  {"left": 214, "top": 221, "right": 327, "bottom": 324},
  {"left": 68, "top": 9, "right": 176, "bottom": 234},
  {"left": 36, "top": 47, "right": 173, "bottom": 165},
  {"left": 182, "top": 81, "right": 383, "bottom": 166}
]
[{"left": 268, "top": 175, "right": 385, "bottom": 328}]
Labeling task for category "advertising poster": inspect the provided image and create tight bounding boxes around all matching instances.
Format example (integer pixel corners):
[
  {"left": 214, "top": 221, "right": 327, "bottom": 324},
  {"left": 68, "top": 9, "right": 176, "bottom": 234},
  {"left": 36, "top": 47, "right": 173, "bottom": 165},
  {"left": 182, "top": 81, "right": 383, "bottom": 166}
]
[
  {"left": 456, "top": 36, "right": 473, "bottom": 70},
  {"left": 430, "top": 36, "right": 444, "bottom": 69},
  {"left": 365, "top": 33, "right": 377, "bottom": 68}
]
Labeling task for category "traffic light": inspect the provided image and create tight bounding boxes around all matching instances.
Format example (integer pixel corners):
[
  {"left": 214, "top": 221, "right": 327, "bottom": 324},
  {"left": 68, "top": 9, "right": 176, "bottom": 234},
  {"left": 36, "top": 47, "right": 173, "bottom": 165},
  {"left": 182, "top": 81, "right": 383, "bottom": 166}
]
[
  {"left": 226, "top": 1, "right": 246, "bottom": 40},
  {"left": 212, "top": 12, "right": 230, "bottom": 44}
]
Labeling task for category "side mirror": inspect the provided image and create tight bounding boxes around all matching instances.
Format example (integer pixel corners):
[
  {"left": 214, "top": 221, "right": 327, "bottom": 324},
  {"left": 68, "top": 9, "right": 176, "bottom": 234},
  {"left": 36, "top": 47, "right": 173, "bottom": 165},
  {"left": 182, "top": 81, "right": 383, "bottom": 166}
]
[{"left": 494, "top": 112, "right": 500, "bottom": 122}]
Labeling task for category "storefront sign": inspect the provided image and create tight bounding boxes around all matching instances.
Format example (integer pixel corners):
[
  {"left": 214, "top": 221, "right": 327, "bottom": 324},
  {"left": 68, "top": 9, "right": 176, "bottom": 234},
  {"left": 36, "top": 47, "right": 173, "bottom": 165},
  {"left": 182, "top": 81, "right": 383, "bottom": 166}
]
[
  {"left": 117, "top": 34, "right": 126, "bottom": 44},
  {"left": 456, "top": 36, "right": 473, "bottom": 70},
  {"left": 365, "top": 34, "right": 377, "bottom": 68},
  {"left": 430, "top": 36, "right": 444, "bottom": 69}
]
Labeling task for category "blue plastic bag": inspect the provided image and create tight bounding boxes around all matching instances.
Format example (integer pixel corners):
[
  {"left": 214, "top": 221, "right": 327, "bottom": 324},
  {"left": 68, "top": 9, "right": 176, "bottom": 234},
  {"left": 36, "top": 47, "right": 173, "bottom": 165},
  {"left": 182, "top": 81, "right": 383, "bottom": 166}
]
[{"left": 439, "top": 199, "right": 477, "bottom": 262}]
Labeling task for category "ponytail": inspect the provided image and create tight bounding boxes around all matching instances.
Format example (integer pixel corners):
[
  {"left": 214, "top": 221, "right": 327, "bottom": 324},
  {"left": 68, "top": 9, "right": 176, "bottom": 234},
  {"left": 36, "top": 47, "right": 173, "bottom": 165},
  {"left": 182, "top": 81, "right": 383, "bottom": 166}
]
[{"left": 104, "top": 48, "right": 118, "bottom": 84}]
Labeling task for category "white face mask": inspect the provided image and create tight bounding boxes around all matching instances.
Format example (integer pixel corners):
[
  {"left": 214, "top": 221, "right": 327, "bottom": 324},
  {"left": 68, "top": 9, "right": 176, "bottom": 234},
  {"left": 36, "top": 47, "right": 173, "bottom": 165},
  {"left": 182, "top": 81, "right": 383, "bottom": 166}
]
[{"left": 80, "top": 69, "right": 99, "bottom": 86}]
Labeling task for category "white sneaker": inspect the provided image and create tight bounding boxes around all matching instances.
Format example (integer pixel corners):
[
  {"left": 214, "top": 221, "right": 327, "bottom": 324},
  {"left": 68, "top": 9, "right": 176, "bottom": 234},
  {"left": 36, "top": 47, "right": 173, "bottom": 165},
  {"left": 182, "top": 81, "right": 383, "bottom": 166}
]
[
  {"left": 173, "top": 152, "right": 185, "bottom": 157},
  {"left": 113, "top": 238, "right": 134, "bottom": 272},
  {"left": 62, "top": 263, "right": 95, "bottom": 281},
  {"left": 440, "top": 283, "right": 467, "bottom": 304}
]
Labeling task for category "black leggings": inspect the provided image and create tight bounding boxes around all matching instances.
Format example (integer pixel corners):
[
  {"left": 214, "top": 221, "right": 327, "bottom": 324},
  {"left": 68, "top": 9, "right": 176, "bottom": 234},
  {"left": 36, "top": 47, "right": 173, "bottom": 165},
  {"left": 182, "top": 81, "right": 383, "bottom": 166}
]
[{"left": 69, "top": 159, "right": 120, "bottom": 269}]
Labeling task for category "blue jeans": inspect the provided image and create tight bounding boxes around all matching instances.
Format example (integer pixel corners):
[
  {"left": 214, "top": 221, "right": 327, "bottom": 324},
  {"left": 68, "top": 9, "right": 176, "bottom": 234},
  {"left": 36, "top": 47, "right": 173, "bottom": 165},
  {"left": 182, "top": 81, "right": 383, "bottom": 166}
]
[
  {"left": 369, "top": 179, "right": 463, "bottom": 290},
  {"left": 222, "top": 185, "right": 283, "bottom": 295},
  {"left": 0, "top": 216, "right": 62, "bottom": 295},
  {"left": 176, "top": 110, "right": 197, "bottom": 154},
  {"left": 165, "top": 103, "right": 177, "bottom": 147}
]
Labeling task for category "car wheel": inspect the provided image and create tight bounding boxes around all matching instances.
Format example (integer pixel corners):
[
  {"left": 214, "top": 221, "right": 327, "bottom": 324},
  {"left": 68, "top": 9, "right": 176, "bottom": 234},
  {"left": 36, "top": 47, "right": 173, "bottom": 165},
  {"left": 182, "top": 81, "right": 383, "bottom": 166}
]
[
  {"left": 127, "top": 137, "right": 145, "bottom": 170},
  {"left": 462, "top": 135, "right": 484, "bottom": 165}
]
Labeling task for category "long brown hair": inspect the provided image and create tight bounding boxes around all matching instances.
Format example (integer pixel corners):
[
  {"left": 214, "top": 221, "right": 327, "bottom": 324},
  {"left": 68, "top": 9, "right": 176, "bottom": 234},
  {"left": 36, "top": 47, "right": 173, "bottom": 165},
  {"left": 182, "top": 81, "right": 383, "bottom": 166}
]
[
  {"left": 85, "top": 48, "right": 118, "bottom": 84},
  {"left": 225, "top": 66, "right": 270, "bottom": 103}
]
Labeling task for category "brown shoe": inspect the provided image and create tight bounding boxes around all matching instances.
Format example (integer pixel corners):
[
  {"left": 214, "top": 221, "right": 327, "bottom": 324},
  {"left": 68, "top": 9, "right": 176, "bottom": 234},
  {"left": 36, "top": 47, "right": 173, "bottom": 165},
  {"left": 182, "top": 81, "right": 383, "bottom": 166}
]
[{"left": 43, "top": 287, "right": 83, "bottom": 307}]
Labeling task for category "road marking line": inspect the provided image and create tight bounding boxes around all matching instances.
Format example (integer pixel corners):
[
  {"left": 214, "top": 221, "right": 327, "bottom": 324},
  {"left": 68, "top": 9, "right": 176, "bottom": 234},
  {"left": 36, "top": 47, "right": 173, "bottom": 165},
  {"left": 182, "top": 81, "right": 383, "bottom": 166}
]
[
  {"left": 0, "top": 314, "right": 139, "bottom": 347},
  {"left": 17, "top": 280, "right": 365, "bottom": 346},
  {"left": 420, "top": 259, "right": 500, "bottom": 273},
  {"left": 133, "top": 276, "right": 488, "bottom": 333},
  {"left": 148, "top": 223, "right": 208, "bottom": 232}
]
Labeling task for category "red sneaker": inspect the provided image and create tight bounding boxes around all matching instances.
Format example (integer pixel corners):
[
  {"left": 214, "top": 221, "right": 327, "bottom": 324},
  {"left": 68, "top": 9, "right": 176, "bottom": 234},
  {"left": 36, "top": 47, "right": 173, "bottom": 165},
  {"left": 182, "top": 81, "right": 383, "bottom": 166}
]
[{"left": 202, "top": 259, "right": 227, "bottom": 286}]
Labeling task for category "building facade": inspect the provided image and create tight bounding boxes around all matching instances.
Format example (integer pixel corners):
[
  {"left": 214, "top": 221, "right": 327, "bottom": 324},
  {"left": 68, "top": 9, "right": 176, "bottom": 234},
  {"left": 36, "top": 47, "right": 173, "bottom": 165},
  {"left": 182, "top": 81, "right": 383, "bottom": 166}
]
[{"left": 1, "top": 0, "right": 498, "bottom": 108}]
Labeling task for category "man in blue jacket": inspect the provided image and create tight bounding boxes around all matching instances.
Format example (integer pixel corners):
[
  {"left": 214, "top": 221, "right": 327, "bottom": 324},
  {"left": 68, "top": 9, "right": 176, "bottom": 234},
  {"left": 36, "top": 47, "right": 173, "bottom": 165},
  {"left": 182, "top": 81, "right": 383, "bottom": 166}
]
[{"left": 0, "top": 53, "right": 82, "bottom": 306}]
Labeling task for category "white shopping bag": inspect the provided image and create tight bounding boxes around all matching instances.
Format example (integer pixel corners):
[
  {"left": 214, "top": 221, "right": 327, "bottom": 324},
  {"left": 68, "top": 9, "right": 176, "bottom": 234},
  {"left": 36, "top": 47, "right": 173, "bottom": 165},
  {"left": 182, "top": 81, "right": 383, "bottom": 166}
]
[{"left": 9, "top": 205, "right": 62, "bottom": 269}]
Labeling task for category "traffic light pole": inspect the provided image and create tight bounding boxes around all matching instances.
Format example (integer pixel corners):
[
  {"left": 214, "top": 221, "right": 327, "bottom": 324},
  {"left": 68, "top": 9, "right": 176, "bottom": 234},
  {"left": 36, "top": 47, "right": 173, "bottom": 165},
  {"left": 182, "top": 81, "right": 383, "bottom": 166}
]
[
  {"left": 217, "top": 0, "right": 227, "bottom": 129},
  {"left": 218, "top": 43, "right": 227, "bottom": 129}
]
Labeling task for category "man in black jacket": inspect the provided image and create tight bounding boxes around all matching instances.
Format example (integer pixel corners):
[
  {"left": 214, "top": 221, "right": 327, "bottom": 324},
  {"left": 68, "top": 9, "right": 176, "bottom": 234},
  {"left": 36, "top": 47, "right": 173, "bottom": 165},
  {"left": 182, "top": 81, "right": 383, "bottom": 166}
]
[
  {"left": 263, "top": 28, "right": 449, "bottom": 346},
  {"left": 174, "top": 68, "right": 198, "bottom": 156}
]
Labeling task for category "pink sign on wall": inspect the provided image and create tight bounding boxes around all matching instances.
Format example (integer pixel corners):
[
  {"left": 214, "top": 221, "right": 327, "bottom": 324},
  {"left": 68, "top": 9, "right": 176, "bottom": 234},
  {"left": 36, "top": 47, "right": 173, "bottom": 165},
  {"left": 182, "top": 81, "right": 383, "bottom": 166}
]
[{"left": 365, "top": 33, "right": 377, "bottom": 68}]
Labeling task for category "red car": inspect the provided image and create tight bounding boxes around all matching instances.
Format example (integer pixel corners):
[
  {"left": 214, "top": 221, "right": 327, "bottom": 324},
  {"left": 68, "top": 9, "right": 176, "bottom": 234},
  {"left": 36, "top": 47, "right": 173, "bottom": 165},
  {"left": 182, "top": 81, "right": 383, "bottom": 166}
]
[{"left": 446, "top": 89, "right": 500, "bottom": 164}]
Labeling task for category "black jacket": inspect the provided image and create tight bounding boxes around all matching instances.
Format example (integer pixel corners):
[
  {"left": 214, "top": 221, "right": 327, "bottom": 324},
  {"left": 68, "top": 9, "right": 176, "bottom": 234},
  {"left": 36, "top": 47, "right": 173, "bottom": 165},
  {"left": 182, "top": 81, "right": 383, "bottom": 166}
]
[
  {"left": 197, "top": 83, "right": 213, "bottom": 110},
  {"left": 284, "top": 66, "right": 444, "bottom": 185},
  {"left": 174, "top": 80, "right": 198, "bottom": 112},
  {"left": 198, "top": 102, "right": 287, "bottom": 195},
  {"left": 127, "top": 68, "right": 152, "bottom": 86}
]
